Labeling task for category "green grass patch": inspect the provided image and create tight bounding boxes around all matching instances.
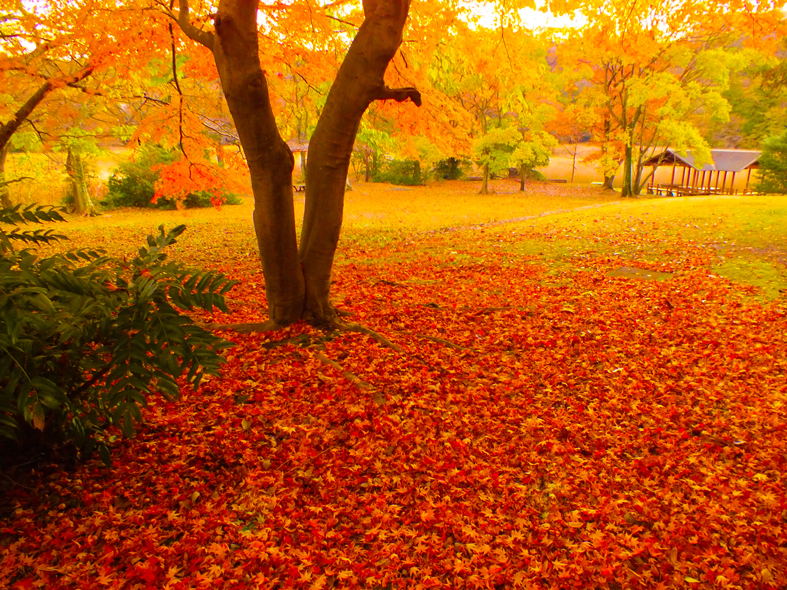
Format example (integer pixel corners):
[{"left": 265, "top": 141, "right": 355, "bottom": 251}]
[{"left": 713, "top": 258, "right": 787, "bottom": 301}]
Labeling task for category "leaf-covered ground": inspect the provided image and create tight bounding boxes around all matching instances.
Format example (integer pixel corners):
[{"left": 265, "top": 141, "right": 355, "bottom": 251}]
[{"left": 2, "top": 182, "right": 786, "bottom": 589}]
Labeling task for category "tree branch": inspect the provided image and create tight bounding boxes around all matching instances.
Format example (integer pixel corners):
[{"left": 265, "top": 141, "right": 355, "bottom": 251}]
[
  {"left": 375, "top": 85, "right": 422, "bottom": 106},
  {"left": 0, "top": 63, "right": 94, "bottom": 153},
  {"left": 0, "top": 176, "right": 36, "bottom": 188},
  {"left": 176, "top": 0, "right": 214, "bottom": 50}
]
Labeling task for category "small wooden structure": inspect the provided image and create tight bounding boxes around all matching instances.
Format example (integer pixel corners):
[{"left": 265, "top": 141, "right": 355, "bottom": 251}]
[
  {"left": 643, "top": 148, "right": 761, "bottom": 196},
  {"left": 287, "top": 139, "right": 309, "bottom": 192}
]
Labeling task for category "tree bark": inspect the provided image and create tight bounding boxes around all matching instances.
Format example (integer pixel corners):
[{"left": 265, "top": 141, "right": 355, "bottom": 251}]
[
  {"left": 518, "top": 161, "right": 525, "bottom": 191},
  {"left": 621, "top": 143, "right": 634, "bottom": 198},
  {"left": 299, "top": 0, "right": 420, "bottom": 324}
]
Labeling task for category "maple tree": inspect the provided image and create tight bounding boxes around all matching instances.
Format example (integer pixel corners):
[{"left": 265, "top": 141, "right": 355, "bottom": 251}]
[
  {"left": 0, "top": 1, "right": 165, "bottom": 205},
  {"left": 717, "top": 37, "right": 787, "bottom": 147},
  {"left": 755, "top": 128, "right": 787, "bottom": 194},
  {"left": 427, "top": 24, "right": 557, "bottom": 194},
  {"left": 163, "top": 0, "right": 423, "bottom": 329}
]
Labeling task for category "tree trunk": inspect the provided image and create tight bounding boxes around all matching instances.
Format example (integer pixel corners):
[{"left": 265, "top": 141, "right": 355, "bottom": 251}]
[
  {"left": 570, "top": 144, "right": 577, "bottom": 183},
  {"left": 621, "top": 143, "right": 634, "bottom": 198},
  {"left": 480, "top": 162, "right": 490, "bottom": 194},
  {"left": 600, "top": 114, "right": 616, "bottom": 191},
  {"left": 66, "top": 148, "right": 95, "bottom": 216},
  {"left": 211, "top": 1, "right": 304, "bottom": 326},
  {"left": 299, "top": 0, "right": 420, "bottom": 324},
  {"left": 176, "top": 0, "right": 419, "bottom": 328},
  {"left": 0, "top": 145, "right": 11, "bottom": 208},
  {"left": 519, "top": 161, "right": 525, "bottom": 191}
]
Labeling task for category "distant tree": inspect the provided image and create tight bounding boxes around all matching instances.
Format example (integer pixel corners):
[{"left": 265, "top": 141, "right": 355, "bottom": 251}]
[
  {"left": 718, "top": 39, "right": 787, "bottom": 148},
  {"left": 756, "top": 129, "right": 787, "bottom": 194}
]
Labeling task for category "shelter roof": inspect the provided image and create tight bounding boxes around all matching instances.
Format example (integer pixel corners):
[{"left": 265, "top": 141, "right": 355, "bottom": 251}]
[{"left": 643, "top": 148, "right": 761, "bottom": 172}]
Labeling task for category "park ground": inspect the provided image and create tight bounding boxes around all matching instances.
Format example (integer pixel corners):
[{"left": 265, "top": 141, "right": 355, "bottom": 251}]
[{"left": 1, "top": 180, "right": 786, "bottom": 589}]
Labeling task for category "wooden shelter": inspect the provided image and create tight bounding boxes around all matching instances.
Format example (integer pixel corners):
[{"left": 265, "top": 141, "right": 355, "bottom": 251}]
[
  {"left": 643, "top": 148, "right": 761, "bottom": 196},
  {"left": 287, "top": 139, "right": 309, "bottom": 191}
]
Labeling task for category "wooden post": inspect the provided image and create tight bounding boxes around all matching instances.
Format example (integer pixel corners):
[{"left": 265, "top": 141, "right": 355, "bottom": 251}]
[
  {"left": 721, "top": 171, "right": 728, "bottom": 193},
  {"left": 670, "top": 160, "right": 677, "bottom": 184},
  {"left": 745, "top": 167, "right": 753, "bottom": 194}
]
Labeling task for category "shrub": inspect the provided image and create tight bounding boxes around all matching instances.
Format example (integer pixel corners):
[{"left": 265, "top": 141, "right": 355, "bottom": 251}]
[
  {"left": 103, "top": 146, "right": 243, "bottom": 210},
  {"left": 756, "top": 129, "right": 787, "bottom": 194},
  {"left": 0, "top": 204, "right": 236, "bottom": 465},
  {"left": 372, "top": 159, "right": 423, "bottom": 186},
  {"left": 434, "top": 158, "right": 467, "bottom": 180}
]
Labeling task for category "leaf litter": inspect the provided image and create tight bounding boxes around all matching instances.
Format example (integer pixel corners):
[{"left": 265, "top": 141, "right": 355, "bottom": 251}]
[{"left": 1, "top": 184, "right": 786, "bottom": 589}]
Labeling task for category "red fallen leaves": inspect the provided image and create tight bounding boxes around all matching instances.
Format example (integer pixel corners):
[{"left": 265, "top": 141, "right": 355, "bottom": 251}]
[{"left": 1, "top": 216, "right": 786, "bottom": 589}]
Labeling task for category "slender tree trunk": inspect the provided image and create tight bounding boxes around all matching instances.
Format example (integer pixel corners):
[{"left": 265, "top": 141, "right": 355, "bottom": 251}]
[
  {"left": 0, "top": 145, "right": 11, "bottom": 208},
  {"left": 570, "top": 144, "right": 577, "bottom": 183},
  {"left": 519, "top": 161, "right": 525, "bottom": 191},
  {"left": 216, "top": 140, "right": 224, "bottom": 166},
  {"left": 621, "top": 143, "right": 634, "bottom": 198},
  {"left": 600, "top": 115, "right": 615, "bottom": 190},
  {"left": 480, "top": 162, "right": 490, "bottom": 194},
  {"left": 66, "top": 148, "right": 95, "bottom": 215},
  {"left": 299, "top": 0, "right": 420, "bottom": 324}
]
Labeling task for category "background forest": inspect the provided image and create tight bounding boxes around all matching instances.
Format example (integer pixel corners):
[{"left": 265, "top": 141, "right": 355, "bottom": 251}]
[{"left": 1, "top": 0, "right": 786, "bottom": 209}]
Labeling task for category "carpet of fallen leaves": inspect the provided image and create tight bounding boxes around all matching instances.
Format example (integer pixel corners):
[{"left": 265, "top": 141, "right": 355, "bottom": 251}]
[{"left": 2, "top": 183, "right": 786, "bottom": 590}]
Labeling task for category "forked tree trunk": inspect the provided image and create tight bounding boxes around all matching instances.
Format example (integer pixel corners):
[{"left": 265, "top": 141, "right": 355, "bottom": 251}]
[{"left": 177, "top": 0, "right": 420, "bottom": 327}]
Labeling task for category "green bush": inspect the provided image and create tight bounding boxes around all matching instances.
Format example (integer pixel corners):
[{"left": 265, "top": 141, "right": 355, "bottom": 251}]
[
  {"left": 523, "top": 168, "right": 546, "bottom": 182},
  {"left": 756, "top": 129, "right": 787, "bottom": 194},
  {"left": 103, "top": 146, "right": 243, "bottom": 210},
  {"left": 434, "top": 158, "right": 467, "bottom": 180},
  {"left": 372, "top": 159, "right": 423, "bottom": 186},
  {"left": 0, "top": 204, "right": 237, "bottom": 465}
]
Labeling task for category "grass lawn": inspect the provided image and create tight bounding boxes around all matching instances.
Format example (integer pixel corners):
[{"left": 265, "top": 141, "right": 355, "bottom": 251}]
[{"left": 2, "top": 180, "right": 786, "bottom": 589}]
